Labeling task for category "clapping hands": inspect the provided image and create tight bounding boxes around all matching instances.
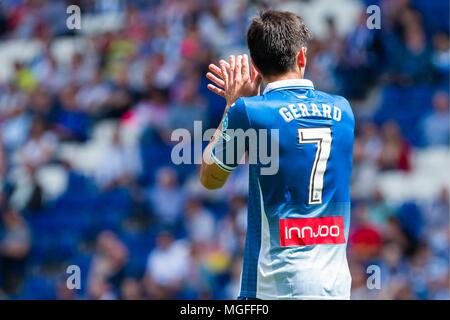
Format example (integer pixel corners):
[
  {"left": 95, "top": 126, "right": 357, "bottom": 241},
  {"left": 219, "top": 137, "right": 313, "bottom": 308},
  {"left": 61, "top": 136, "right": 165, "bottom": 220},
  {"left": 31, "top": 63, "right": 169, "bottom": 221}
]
[{"left": 206, "top": 54, "right": 262, "bottom": 106}]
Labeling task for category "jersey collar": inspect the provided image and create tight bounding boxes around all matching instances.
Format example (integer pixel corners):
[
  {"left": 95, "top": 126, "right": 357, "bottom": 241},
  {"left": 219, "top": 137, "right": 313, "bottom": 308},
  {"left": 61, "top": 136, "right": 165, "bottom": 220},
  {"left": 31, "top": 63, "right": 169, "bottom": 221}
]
[{"left": 263, "top": 78, "right": 315, "bottom": 94}]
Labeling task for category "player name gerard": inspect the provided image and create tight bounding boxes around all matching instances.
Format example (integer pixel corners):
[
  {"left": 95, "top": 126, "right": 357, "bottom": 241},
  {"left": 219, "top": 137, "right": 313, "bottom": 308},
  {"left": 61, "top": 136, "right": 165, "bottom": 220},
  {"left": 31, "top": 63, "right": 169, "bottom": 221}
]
[{"left": 279, "top": 103, "right": 342, "bottom": 123}]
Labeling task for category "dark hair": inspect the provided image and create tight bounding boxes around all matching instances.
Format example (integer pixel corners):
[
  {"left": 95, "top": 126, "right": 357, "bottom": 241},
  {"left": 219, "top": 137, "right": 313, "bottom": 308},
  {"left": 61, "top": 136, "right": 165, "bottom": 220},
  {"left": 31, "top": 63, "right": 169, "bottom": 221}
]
[{"left": 247, "top": 10, "right": 312, "bottom": 76}]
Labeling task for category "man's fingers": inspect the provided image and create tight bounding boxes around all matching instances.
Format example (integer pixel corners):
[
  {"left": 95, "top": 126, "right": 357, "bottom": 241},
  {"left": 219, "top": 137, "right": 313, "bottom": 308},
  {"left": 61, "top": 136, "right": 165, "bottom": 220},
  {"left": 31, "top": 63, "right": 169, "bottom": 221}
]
[
  {"left": 235, "top": 55, "right": 242, "bottom": 82},
  {"left": 218, "top": 60, "right": 230, "bottom": 67},
  {"left": 209, "top": 60, "right": 232, "bottom": 79},
  {"left": 228, "top": 55, "right": 235, "bottom": 83},
  {"left": 220, "top": 61, "right": 228, "bottom": 87},
  {"left": 207, "top": 84, "right": 225, "bottom": 97},
  {"left": 208, "top": 64, "right": 222, "bottom": 76},
  {"left": 208, "top": 63, "right": 224, "bottom": 78},
  {"left": 229, "top": 55, "right": 235, "bottom": 71},
  {"left": 206, "top": 72, "right": 225, "bottom": 88},
  {"left": 242, "top": 54, "right": 250, "bottom": 81}
]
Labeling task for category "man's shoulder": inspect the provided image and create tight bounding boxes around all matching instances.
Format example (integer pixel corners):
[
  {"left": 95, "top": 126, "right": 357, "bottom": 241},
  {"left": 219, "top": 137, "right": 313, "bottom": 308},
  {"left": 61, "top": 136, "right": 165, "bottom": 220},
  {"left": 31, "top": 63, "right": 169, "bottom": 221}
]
[
  {"left": 236, "top": 93, "right": 281, "bottom": 113},
  {"left": 316, "top": 90, "right": 354, "bottom": 121},
  {"left": 315, "top": 90, "right": 351, "bottom": 106},
  {"left": 229, "top": 95, "right": 266, "bottom": 116},
  {"left": 236, "top": 95, "right": 266, "bottom": 107}
]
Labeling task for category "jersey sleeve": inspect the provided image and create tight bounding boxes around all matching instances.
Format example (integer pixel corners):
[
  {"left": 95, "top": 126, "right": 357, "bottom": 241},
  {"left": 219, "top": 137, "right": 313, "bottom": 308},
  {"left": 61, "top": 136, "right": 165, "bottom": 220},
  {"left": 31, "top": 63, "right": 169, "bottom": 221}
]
[
  {"left": 210, "top": 98, "right": 250, "bottom": 172},
  {"left": 334, "top": 95, "right": 355, "bottom": 130}
]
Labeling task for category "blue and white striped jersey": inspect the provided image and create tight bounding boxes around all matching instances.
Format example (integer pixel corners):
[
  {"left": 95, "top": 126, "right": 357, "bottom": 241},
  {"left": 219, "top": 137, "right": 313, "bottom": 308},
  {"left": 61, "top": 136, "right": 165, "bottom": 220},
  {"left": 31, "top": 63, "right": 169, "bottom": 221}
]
[{"left": 211, "top": 79, "right": 355, "bottom": 299}]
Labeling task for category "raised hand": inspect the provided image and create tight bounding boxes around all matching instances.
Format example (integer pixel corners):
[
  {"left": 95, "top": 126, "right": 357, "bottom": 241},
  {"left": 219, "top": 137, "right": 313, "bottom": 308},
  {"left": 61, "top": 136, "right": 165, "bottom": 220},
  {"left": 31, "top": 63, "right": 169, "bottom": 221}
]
[{"left": 206, "top": 54, "right": 262, "bottom": 105}]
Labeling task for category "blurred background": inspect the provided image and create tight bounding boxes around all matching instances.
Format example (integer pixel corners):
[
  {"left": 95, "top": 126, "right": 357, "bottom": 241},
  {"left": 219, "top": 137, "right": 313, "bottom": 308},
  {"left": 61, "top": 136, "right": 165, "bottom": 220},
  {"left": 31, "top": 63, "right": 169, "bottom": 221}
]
[{"left": 0, "top": 0, "right": 448, "bottom": 300}]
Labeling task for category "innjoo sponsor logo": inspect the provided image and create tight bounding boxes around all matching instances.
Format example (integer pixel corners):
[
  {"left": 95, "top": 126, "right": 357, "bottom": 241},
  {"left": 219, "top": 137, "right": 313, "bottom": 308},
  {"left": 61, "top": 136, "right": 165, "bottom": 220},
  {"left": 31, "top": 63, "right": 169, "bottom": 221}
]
[{"left": 279, "top": 216, "right": 345, "bottom": 246}]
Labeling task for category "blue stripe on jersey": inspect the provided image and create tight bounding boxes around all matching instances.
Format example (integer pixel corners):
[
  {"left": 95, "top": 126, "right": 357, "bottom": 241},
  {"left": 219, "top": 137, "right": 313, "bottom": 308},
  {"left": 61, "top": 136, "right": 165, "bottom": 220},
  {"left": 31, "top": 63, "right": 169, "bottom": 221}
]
[{"left": 239, "top": 166, "right": 262, "bottom": 298}]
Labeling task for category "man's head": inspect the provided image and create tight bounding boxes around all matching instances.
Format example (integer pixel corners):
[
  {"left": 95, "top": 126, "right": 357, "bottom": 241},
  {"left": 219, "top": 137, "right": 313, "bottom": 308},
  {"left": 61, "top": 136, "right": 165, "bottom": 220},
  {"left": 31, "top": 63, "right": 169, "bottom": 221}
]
[{"left": 247, "top": 10, "right": 312, "bottom": 78}]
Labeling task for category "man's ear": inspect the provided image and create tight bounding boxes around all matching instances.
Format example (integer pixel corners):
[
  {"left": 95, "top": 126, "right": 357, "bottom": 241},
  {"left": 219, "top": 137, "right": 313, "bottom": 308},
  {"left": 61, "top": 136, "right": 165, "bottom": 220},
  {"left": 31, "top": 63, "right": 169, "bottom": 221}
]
[
  {"left": 297, "top": 47, "right": 307, "bottom": 69},
  {"left": 250, "top": 57, "right": 262, "bottom": 76}
]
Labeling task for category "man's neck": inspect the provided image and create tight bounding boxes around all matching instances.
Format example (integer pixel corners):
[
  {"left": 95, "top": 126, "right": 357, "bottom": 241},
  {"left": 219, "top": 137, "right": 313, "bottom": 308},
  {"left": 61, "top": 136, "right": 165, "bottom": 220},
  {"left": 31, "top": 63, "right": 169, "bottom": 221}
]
[{"left": 262, "top": 71, "right": 304, "bottom": 85}]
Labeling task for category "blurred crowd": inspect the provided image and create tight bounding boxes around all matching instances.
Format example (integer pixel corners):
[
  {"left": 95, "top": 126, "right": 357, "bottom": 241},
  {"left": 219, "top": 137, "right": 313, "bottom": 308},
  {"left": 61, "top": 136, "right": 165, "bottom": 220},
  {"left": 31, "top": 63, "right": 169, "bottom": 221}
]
[{"left": 0, "top": 0, "right": 448, "bottom": 299}]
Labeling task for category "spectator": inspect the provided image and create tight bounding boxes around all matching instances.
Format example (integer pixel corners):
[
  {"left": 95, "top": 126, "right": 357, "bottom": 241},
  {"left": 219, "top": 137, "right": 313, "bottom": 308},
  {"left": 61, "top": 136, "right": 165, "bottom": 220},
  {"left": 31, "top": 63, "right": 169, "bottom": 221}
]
[
  {"left": 378, "top": 121, "right": 412, "bottom": 172},
  {"left": 0, "top": 144, "right": 5, "bottom": 183},
  {"left": 183, "top": 242, "right": 214, "bottom": 299},
  {"left": 88, "top": 278, "right": 117, "bottom": 300},
  {"left": 0, "top": 207, "right": 31, "bottom": 295},
  {"left": 432, "top": 31, "right": 450, "bottom": 82},
  {"left": 425, "top": 188, "right": 450, "bottom": 258},
  {"left": 408, "top": 242, "right": 449, "bottom": 299},
  {"left": 67, "top": 52, "right": 96, "bottom": 87},
  {"left": 120, "top": 277, "right": 144, "bottom": 300},
  {"left": 144, "top": 231, "right": 190, "bottom": 299},
  {"left": 400, "top": 23, "right": 434, "bottom": 85},
  {"left": 95, "top": 125, "right": 141, "bottom": 189},
  {"left": 360, "top": 122, "right": 383, "bottom": 164},
  {"left": 102, "top": 65, "right": 134, "bottom": 119},
  {"left": 20, "top": 116, "right": 57, "bottom": 168},
  {"left": 0, "top": 82, "right": 30, "bottom": 151},
  {"left": 54, "top": 85, "right": 90, "bottom": 142},
  {"left": 13, "top": 62, "right": 38, "bottom": 93},
  {"left": 55, "top": 277, "right": 80, "bottom": 300},
  {"left": 124, "top": 88, "right": 170, "bottom": 136},
  {"left": 422, "top": 91, "right": 450, "bottom": 146},
  {"left": 147, "top": 167, "right": 185, "bottom": 227},
  {"left": 349, "top": 261, "right": 373, "bottom": 300},
  {"left": 87, "top": 231, "right": 129, "bottom": 299},
  {"left": 426, "top": 187, "right": 449, "bottom": 229},
  {"left": 183, "top": 197, "right": 215, "bottom": 244},
  {"left": 366, "top": 189, "right": 395, "bottom": 228},
  {"left": 28, "top": 86, "right": 56, "bottom": 122},
  {"left": 76, "top": 68, "right": 111, "bottom": 115},
  {"left": 379, "top": 242, "right": 408, "bottom": 287},
  {"left": 349, "top": 207, "right": 383, "bottom": 261},
  {"left": 169, "top": 76, "right": 208, "bottom": 133},
  {"left": 337, "top": 11, "right": 377, "bottom": 99}
]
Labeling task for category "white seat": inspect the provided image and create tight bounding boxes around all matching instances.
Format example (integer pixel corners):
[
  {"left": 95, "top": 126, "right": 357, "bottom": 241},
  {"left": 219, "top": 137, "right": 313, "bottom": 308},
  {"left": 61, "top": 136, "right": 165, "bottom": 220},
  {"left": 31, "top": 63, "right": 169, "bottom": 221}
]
[
  {"left": 36, "top": 165, "right": 68, "bottom": 200},
  {"left": 376, "top": 147, "right": 450, "bottom": 202}
]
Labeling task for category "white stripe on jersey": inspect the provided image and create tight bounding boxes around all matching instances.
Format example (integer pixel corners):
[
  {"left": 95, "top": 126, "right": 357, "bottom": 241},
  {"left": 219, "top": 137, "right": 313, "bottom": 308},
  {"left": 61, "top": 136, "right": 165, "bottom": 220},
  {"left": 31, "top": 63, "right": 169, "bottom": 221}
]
[
  {"left": 256, "top": 181, "right": 278, "bottom": 299},
  {"left": 253, "top": 180, "right": 352, "bottom": 300}
]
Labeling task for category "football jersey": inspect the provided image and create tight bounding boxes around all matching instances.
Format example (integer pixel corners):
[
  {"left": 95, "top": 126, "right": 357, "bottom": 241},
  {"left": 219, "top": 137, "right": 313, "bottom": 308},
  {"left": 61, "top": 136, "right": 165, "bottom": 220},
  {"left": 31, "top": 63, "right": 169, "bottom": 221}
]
[{"left": 211, "top": 79, "right": 355, "bottom": 299}]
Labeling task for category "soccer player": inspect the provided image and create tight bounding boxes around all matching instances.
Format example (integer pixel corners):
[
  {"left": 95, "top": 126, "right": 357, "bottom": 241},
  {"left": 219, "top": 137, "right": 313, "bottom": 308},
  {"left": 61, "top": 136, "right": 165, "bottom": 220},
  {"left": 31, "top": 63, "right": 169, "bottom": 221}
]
[{"left": 200, "top": 10, "right": 355, "bottom": 300}]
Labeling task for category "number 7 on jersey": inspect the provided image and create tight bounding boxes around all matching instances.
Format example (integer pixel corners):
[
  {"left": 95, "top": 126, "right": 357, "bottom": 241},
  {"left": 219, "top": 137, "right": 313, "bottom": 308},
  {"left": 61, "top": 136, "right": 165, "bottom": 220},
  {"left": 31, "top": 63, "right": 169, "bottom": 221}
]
[{"left": 298, "top": 128, "right": 332, "bottom": 205}]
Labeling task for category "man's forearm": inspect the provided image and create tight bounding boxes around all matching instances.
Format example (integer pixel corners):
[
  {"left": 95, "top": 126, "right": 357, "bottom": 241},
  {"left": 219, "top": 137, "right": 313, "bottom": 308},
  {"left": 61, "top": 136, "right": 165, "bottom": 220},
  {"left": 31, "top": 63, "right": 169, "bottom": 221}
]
[
  {"left": 199, "top": 103, "right": 233, "bottom": 189},
  {"left": 202, "top": 103, "right": 232, "bottom": 165}
]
